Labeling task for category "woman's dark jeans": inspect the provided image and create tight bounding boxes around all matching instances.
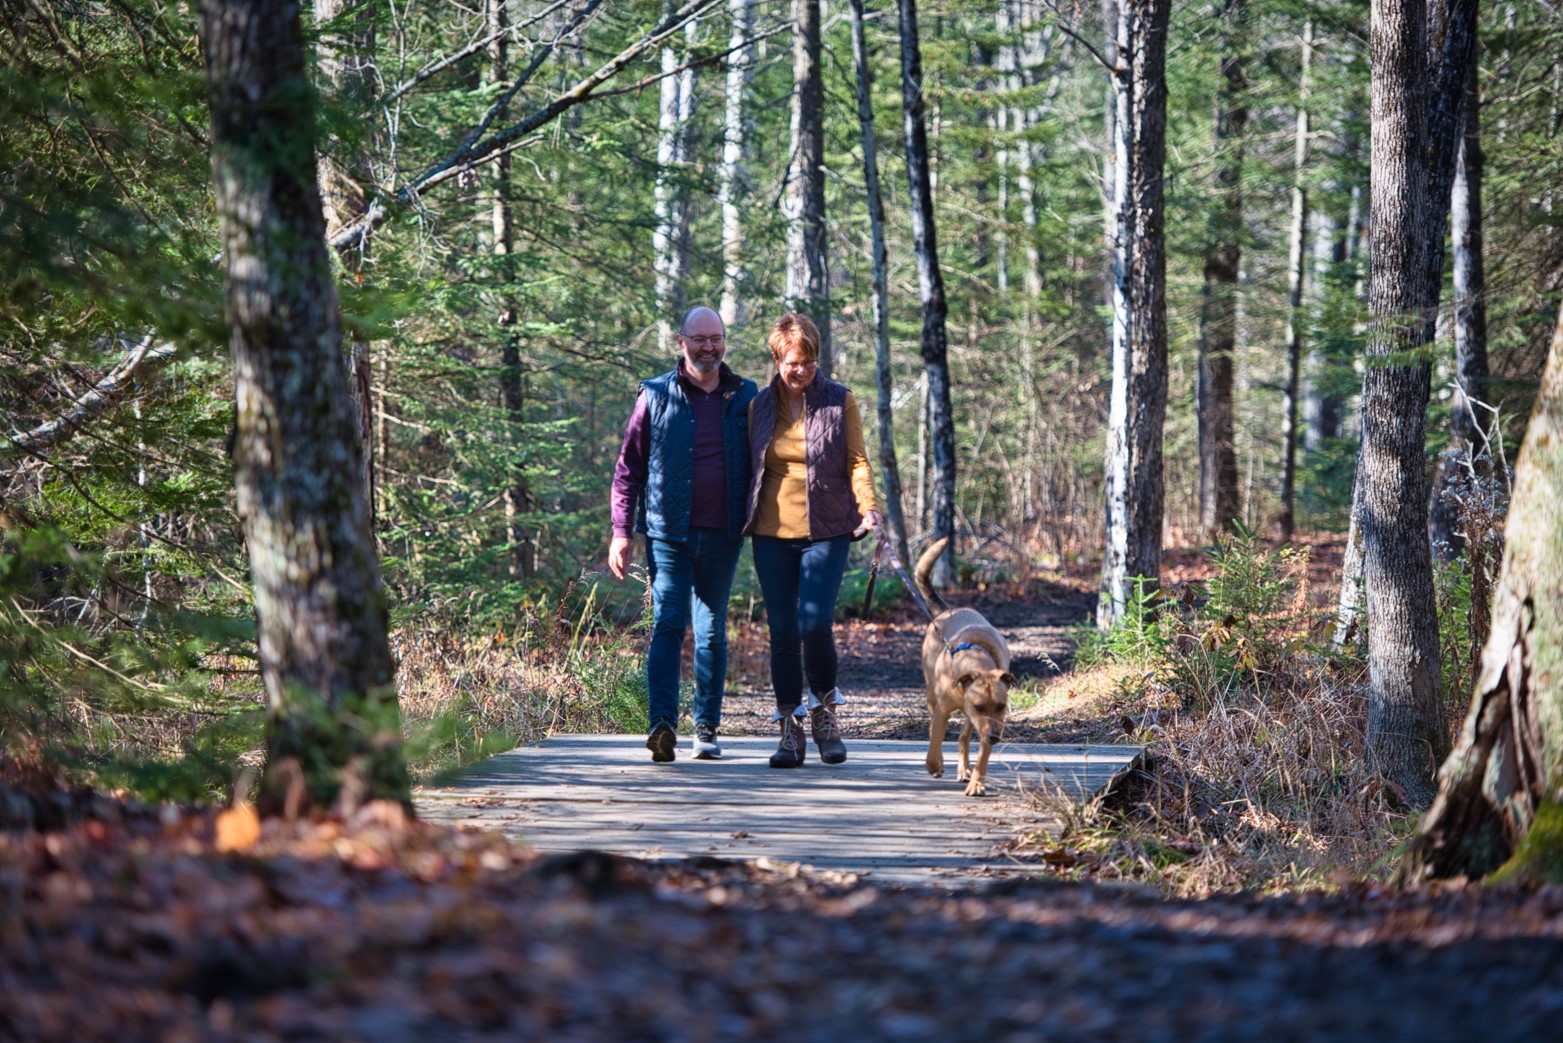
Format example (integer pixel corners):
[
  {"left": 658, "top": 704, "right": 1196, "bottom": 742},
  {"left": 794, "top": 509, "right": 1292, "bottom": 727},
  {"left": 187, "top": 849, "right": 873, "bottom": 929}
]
[{"left": 751, "top": 535, "right": 851, "bottom": 711}]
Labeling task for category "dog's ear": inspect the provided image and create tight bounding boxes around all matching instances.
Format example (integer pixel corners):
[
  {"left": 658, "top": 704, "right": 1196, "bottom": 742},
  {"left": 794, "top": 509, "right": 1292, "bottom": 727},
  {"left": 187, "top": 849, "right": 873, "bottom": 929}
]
[
  {"left": 998, "top": 671, "right": 1017, "bottom": 687},
  {"left": 956, "top": 673, "right": 979, "bottom": 691}
]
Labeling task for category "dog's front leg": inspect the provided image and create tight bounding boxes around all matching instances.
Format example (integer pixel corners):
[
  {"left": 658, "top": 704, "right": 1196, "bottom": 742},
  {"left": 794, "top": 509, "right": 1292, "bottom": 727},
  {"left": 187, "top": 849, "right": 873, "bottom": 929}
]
[
  {"left": 964, "top": 735, "right": 994, "bottom": 797},
  {"left": 956, "top": 718, "right": 974, "bottom": 782},
  {"left": 926, "top": 705, "right": 952, "bottom": 777}
]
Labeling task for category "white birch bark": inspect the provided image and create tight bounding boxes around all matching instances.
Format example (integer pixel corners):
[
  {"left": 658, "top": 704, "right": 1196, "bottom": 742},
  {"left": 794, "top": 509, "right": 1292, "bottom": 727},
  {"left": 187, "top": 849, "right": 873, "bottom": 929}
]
[
  {"left": 784, "top": 0, "right": 830, "bottom": 374},
  {"left": 1279, "top": 22, "right": 1312, "bottom": 541},
  {"left": 1099, "top": 0, "right": 1170, "bottom": 630},
  {"left": 718, "top": 0, "right": 754, "bottom": 328},
  {"left": 653, "top": 13, "right": 699, "bottom": 354}
]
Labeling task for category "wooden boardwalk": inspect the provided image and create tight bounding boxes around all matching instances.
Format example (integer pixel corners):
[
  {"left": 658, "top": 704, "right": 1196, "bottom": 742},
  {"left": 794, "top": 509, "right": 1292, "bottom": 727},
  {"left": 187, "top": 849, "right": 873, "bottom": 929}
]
[{"left": 417, "top": 735, "right": 1142, "bottom": 886}]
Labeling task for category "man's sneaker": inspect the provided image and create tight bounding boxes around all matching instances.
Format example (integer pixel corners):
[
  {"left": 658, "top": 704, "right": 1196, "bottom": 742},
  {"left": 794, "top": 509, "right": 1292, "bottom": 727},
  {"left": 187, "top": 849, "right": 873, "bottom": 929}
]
[
  {"left": 692, "top": 724, "right": 722, "bottom": 760},
  {"left": 646, "top": 724, "right": 676, "bottom": 763},
  {"left": 769, "top": 712, "right": 807, "bottom": 769},
  {"left": 810, "top": 705, "right": 848, "bottom": 765}
]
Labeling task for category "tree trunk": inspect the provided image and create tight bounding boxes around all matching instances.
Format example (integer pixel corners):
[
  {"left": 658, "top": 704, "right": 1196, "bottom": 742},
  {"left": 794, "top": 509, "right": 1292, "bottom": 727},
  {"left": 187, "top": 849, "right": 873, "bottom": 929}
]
[
  {"left": 1099, "top": 0, "right": 1120, "bottom": 316},
  {"left": 1098, "top": 0, "right": 1170, "bottom": 630},
  {"left": 849, "top": 0, "right": 911, "bottom": 569},
  {"left": 1359, "top": 0, "right": 1477, "bottom": 806},
  {"left": 899, "top": 0, "right": 957, "bottom": 588},
  {"left": 1400, "top": 302, "right": 1563, "bottom": 884},
  {"left": 313, "top": 0, "right": 376, "bottom": 524},
  {"left": 654, "top": 9, "right": 698, "bottom": 354},
  {"left": 1278, "top": 22, "right": 1312, "bottom": 542},
  {"left": 1196, "top": 0, "right": 1245, "bottom": 542},
  {"left": 201, "top": 0, "right": 409, "bottom": 815},
  {"left": 1429, "top": 54, "right": 1491, "bottom": 562},
  {"left": 995, "top": 2, "right": 1014, "bottom": 301},
  {"left": 1333, "top": 462, "right": 1366, "bottom": 650},
  {"left": 718, "top": 0, "right": 754, "bottom": 329},
  {"left": 1016, "top": 5, "right": 1057, "bottom": 527},
  {"left": 785, "top": 0, "right": 831, "bottom": 376},
  {"left": 1303, "top": 197, "right": 1348, "bottom": 454},
  {"left": 489, "top": 0, "right": 534, "bottom": 579}
]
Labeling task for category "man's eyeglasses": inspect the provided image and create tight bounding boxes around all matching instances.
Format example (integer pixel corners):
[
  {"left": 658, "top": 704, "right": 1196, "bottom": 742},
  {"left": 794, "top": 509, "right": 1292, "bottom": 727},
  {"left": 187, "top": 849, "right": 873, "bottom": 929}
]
[{"left": 681, "top": 334, "right": 725, "bottom": 347}]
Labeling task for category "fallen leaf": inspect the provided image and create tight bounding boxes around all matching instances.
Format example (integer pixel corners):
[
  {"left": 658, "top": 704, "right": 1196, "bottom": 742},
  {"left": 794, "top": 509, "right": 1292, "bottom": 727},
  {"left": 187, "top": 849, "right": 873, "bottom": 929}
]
[{"left": 215, "top": 803, "right": 260, "bottom": 853}]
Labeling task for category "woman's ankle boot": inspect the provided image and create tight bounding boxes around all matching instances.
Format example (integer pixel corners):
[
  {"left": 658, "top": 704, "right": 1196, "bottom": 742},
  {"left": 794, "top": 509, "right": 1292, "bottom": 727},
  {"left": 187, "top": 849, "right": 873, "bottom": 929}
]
[
  {"left": 769, "top": 709, "right": 806, "bottom": 768},
  {"left": 809, "top": 704, "right": 848, "bottom": 764}
]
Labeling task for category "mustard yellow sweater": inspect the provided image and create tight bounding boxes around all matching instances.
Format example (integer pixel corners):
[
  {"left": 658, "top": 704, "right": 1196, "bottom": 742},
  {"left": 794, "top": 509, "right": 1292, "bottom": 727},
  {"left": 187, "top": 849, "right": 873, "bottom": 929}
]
[{"left": 749, "top": 391, "right": 880, "bottom": 539}]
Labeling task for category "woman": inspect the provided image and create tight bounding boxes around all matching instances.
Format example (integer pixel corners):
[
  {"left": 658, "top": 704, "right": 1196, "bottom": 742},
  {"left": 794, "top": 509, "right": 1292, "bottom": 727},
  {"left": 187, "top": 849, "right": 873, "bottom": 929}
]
[{"left": 744, "top": 314, "right": 882, "bottom": 768}]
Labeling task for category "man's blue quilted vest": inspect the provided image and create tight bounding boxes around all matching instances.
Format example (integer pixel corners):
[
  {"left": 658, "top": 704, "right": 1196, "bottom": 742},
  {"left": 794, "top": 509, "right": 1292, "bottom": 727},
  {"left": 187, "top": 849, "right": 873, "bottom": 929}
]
[{"left": 638, "top": 366, "right": 757, "bottom": 541}]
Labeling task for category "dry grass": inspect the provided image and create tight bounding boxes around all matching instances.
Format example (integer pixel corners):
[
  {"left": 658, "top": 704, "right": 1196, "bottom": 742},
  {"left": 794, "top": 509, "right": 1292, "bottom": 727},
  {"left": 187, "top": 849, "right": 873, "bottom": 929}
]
[
  {"left": 1024, "top": 656, "right": 1415, "bottom": 896},
  {"left": 393, "top": 583, "right": 649, "bottom": 779},
  {"left": 1017, "top": 534, "right": 1421, "bottom": 897}
]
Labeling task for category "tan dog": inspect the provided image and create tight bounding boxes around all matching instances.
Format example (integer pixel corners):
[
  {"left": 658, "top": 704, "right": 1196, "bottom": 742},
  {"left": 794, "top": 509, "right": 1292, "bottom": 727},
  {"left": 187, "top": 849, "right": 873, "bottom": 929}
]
[{"left": 914, "top": 538, "right": 1015, "bottom": 796}]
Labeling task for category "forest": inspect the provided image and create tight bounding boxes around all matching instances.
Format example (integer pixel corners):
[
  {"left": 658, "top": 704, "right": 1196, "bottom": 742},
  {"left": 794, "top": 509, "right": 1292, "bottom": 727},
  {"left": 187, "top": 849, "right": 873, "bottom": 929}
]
[{"left": 4, "top": 0, "right": 1563, "bottom": 900}]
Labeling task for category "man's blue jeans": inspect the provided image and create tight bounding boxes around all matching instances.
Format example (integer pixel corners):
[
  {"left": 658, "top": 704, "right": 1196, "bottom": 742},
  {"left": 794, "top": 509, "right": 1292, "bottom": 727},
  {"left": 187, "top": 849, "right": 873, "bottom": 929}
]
[
  {"left": 645, "top": 529, "right": 745, "bottom": 733},
  {"left": 751, "top": 535, "right": 851, "bottom": 711}
]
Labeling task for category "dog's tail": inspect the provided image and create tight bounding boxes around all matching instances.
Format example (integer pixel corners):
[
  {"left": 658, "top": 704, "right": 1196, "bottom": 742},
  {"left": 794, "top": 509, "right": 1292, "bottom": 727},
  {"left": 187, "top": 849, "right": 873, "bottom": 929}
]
[{"left": 914, "top": 537, "right": 951, "bottom": 614}]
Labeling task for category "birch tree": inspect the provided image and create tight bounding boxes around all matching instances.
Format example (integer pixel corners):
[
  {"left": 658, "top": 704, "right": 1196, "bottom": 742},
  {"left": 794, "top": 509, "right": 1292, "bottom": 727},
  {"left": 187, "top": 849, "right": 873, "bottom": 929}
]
[
  {"left": 201, "top": 0, "right": 409, "bottom": 813},
  {"left": 1098, "top": 0, "right": 1170, "bottom": 629},
  {"left": 314, "top": 0, "right": 377, "bottom": 518},
  {"left": 718, "top": 0, "right": 755, "bottom": 328},
  {"left": 1429, "top": 55, "right": 1492, "bottom": 561},
  {"left": 653, "top": 10, "right": 699, "bottom": 354},
  {"left": 784, "top": 0, "right": 831, "bottom": 375},
  {"left": 1278, "top": 22, "right": 1312, "bottom": 542}
]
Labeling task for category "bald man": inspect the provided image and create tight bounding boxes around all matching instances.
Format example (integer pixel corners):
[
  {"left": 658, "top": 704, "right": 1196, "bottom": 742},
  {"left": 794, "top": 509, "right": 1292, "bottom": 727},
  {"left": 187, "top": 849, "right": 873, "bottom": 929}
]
[{"left": 610, "top": 307, "right": 758, "bottom": 762}]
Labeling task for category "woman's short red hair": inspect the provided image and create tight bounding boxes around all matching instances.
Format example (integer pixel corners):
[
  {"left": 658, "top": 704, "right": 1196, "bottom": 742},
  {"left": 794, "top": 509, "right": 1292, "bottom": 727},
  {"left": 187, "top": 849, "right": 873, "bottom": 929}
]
[{"left": 767, "top": 313, "right": 820, "bottom": 365}]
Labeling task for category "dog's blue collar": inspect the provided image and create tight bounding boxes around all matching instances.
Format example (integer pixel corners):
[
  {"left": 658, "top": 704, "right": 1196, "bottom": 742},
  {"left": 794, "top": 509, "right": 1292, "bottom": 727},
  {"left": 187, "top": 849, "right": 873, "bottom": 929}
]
[{"left": 949, "top": 642, "right": 978, "bottom": 655}]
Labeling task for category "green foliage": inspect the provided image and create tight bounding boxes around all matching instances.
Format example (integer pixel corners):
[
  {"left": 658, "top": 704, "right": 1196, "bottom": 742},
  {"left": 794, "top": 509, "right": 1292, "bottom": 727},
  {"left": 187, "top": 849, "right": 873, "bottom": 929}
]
[
  {"left": 1076, "top": 577, "right": 1169, "bottom": 670},
  {"left": 4, "top": 0, "right": 1560, "bottom": 808},
  {"left": 0, "top": 522, "right": 262, "bottom": 802},
  {"left": 1433, "top": 558, "right": 1477, "bottom": 709},
  {"left": 1081, "top": 526, "right": 1328, "bottom": 710}
]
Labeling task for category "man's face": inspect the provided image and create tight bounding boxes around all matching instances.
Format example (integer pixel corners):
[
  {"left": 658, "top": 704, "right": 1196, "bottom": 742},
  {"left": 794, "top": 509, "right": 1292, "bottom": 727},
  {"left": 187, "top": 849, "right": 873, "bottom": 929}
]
[{"left": 679, "top": 313, "right": 727, "bottom": 376}]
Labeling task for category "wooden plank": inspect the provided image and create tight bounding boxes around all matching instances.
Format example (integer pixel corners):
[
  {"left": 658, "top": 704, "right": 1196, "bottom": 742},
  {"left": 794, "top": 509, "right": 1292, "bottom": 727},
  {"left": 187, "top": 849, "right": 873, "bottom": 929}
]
[{"left": 415, "top": 735, "right": 1142, "bottom": 886}]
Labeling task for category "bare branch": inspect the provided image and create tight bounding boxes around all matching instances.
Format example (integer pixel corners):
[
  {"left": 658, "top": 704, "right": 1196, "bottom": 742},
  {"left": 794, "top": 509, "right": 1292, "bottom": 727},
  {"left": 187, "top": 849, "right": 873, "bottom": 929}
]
[
  {"left": 3, "top": 335, "right": 178, "bottom": 456},
  {"left": 588, "top": 20, "right": 792, "bottom": 103},
  {"left": 331, "top": 0, "right": 726, "bottom": 251},
  {"left": 379, "top": 0, "right": 579, "bottom": 106},
  {"left": 1034, "top": 0, "right": 1119, "bottom": 76},
  {"left": 446, "top": 0, "right": 608, "bottom": 164}
]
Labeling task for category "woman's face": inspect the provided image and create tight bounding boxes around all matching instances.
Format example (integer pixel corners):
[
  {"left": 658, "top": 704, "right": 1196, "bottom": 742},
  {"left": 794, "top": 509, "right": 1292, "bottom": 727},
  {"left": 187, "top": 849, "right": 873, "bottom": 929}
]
[{"left": 777, "top": 346, "right": 818, "bottom": 395}]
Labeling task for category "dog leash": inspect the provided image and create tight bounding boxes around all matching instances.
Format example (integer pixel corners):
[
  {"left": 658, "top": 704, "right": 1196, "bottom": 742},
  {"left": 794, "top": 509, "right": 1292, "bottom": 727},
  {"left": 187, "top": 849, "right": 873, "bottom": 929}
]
[{"left": 861, "top": 533, "right": 937, "bottom": 622}]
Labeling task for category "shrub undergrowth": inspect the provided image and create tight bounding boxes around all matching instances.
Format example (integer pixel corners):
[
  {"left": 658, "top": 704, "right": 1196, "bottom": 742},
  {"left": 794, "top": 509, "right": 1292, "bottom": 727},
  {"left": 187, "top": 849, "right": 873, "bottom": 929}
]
[
  {"left": 1034, "top": 526, "right": 1418, "bottom": 896},
  {"left": 397, "top": 573, "right": 650, "bottom": 780}
]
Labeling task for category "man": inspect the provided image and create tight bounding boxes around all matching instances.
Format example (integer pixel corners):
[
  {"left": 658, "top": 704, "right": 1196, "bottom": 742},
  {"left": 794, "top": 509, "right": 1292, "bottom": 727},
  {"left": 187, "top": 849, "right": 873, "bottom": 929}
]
[{"left": 610, "top": 307, "right": 758, "bottom": 762}]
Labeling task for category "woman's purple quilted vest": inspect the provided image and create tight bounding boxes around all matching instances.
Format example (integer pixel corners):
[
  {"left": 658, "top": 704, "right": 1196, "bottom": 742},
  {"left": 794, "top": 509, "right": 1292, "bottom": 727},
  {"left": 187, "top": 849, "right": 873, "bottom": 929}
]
[{"left": 744, "top": 375, "right": 863, "bottom": 540}]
